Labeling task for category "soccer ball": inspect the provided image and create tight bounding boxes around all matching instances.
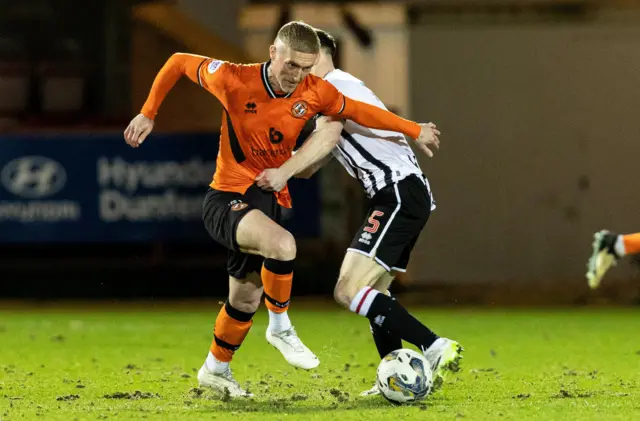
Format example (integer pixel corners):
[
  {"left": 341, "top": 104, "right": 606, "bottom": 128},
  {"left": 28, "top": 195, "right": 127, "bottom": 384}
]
[{"left": 376, "top": 348, "right": 433, "bottom": 404}]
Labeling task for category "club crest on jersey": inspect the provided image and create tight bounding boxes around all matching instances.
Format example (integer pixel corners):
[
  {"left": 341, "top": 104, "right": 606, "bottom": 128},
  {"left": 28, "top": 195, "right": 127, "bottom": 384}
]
[
  {"left": 208, "top": 60, "right": 222, "bottom": 74},
  {"left": 291, "top": 100, "right": 308, "bottom": 118}
]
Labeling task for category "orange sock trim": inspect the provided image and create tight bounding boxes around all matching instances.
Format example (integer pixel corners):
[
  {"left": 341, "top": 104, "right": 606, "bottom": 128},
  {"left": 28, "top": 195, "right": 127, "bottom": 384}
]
[
  {"left": 209, "top": 302, "right": 253, "bottom": 363},
  {"left": 262, "top": 259, "right": 293, "bottom": 313},
  {"left": 623, "top": 233, "right": 640, "bottom": 255}
]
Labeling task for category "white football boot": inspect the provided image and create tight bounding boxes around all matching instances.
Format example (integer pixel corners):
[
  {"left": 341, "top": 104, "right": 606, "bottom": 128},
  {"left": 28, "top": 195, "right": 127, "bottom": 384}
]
[
  {"left": 197, "top": 364, "right": 253, "bottom": 398},
  {"left": 266, "top": 326, "right": 320, "bottom": 369},
  {"left": 586, "top": 230, "right": 620, "bottom": 289},
  {"left": 360, "top": 384, "right": 381, "bottom": 397},
  {"left": 423, "top": 338, "right": 464, "bottom": 391}
]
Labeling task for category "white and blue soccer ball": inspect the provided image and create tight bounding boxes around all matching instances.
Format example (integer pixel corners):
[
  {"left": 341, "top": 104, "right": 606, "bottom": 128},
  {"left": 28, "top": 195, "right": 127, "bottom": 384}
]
[{"left": 376, "top": 348, "right": 433, "bottom": 404}]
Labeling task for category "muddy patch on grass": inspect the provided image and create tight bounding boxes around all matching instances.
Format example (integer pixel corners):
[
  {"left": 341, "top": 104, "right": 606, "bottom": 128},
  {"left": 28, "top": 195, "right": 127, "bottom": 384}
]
[
  {"left": 328, "top": 387, "right": 349, "bottom": 403},
  {"left": 103, "top": 391, "right": 159, "bottom": 400},
  {"left": 552, "top": 389, "right": 594, "bottom": 399},
  {"left": 291, "top": 393, "right": 308, "bottom": 401},
  {"left": 57, "top": 394, "right": 80, "bottom": 401}
]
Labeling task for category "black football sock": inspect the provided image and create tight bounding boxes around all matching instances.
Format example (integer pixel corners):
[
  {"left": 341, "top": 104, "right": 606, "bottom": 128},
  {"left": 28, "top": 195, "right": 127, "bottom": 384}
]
[
  {"left": 369, "top": 292, "right": 402, "bottom": 358},
  {"left": 370, "top": 320, "right": 403, "bottom": 358},
  {"left": 351, "top": 286, "right": 438, "bottom": 352}
]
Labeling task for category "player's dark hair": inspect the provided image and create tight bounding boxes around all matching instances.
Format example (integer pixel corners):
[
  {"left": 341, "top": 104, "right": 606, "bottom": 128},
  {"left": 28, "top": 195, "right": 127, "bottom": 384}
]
[
  {"left": 276, "top": 21, "right": 320, "bottom": 54},
  {"left": 315, "top": 29, "right": 337, "bottom": 57}
]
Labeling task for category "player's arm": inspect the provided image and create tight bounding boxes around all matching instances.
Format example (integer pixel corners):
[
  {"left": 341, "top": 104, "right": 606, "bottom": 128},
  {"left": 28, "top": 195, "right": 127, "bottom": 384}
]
[
  {"left": 294, "top": 154, "right": 334, "bottom": 179},
  {"left": 255, "top": 117, "right": 343, "bottom": 191},
  {"left": 140, "top": 53, "right": 225, "bottom": 119},
  {"left": 282, "top": 116, "right": 343, "bottom": 179},
  {"left": 124, "top": 53, "right": 227, "bottom": 147},
  {"left": 318, "top": 80, "right": 440, "bottom": 157}
]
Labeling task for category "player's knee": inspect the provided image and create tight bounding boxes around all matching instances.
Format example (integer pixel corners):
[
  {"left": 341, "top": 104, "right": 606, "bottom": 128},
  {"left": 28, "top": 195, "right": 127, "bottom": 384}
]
[
  {"left": 333, "top": 277, "right": 359, "bottom": 309},
  {"left": 265, "top": 231, "right": 296, "bottom": 261},
  {"left": 228, "top": 291, "right": 261, "bottom": 314},
  {"left": 333, "top": 284, "right": 350, "bottom": 308}
]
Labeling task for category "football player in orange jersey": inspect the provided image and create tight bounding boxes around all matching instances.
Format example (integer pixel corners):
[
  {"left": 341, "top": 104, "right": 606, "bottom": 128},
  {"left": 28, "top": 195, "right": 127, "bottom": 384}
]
[
  {"left": 587, "top": 230, "right": 640, "bottom": 289},
  {"left": 124, "top": 21, "right": 440, "bottom": 398}
]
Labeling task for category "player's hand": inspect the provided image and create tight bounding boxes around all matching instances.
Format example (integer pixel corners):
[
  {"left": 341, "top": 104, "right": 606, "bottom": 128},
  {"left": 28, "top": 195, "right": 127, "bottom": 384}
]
[
  {"left": 124, "top": 114, "right": 154, "bottom": 148},
  {"left": 255, "top": 168, "right": 290, "bottom": 192},
  {"left": 415, "top": 122, "right": 441, "bottom": 158}
]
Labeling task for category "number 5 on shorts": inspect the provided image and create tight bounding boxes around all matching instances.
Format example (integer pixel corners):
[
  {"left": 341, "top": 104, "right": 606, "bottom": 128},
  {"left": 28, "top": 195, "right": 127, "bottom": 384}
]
[{"left": 364, "top": 210, "right": 385, "bottom": 234}]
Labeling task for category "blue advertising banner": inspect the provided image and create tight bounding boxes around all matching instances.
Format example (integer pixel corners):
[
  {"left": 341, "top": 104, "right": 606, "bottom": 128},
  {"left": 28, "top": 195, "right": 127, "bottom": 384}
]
[{"left": 0, "top": 133, "right": 320, "bottom": 242}]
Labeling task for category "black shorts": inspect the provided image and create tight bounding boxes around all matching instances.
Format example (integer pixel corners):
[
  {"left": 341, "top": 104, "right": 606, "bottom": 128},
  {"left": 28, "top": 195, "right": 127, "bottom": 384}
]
[
  {"left": 348, "top": 174, "right": 433, "bottom": 272},
  {"left": 203, "top": 184, "right": 282, "bottom": 279}
]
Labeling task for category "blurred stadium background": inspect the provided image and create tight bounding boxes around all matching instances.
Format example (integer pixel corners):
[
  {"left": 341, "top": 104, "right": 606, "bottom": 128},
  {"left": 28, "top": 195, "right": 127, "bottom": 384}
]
[{"left": 1, "top": 0, "right": 640, "bottom": 305}]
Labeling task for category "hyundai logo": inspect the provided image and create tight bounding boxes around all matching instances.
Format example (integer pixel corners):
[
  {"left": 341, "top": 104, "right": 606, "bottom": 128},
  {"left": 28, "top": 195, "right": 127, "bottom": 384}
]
[{"left": 1, "top": 156, "right": 67, "bottom": 199}]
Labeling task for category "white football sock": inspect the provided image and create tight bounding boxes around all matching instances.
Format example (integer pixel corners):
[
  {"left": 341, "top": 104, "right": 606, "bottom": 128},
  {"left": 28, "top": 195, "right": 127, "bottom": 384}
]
[
  {"left": 205, "top": 351, "right": 229, "bottom": 374},
  {"left": 268, "top": 310, "right": 292, "bottom": 333},
  {"left": 349, "top": 286, "right": 380, "bottom": 317},
  {"left": 614, "top": 235, "right": 626, "bottom": 257}
]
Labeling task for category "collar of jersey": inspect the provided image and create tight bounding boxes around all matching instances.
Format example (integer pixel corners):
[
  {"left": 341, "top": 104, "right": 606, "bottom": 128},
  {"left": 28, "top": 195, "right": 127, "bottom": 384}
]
[{"left": 261, "top": 61, "right": 294, "bottom": 99}]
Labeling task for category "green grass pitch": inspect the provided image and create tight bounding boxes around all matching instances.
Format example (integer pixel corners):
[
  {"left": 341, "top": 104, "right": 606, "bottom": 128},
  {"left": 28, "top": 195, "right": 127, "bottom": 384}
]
[{"left": 1, "top": 303, "right": 639, "bottom": 420}]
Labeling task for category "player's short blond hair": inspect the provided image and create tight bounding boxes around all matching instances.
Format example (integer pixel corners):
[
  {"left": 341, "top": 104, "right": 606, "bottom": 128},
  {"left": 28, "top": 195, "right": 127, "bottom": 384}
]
[{"left": 276, "top": 21, "right": 320, "bottom": 54}]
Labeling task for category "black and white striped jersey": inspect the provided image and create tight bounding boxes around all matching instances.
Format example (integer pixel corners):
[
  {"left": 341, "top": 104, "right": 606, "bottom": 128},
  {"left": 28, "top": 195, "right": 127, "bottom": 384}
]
[{"left": 324, "top": 69, "right": 434, "bottom": 209}]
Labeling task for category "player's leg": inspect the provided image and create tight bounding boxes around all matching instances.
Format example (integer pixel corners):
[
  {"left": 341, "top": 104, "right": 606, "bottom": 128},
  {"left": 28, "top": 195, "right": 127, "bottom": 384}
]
[
  {"left": 336, "top": 251, "right": 460, "bottom": 394},
  {"left": 197, "top": 186, "right": 315, "bottom": 398},
  {"left": 334, "top": 250, "right": 443, "bottom": 358},
  {"left": 365, "top": 234, "right": 422, "bottom": 363},
  {"left": 587, "top": 230, "right": 640, "bottom": 289},
  {"left": 335, "top": 254, "right": 404, "bottom": 359},
  {"left": 335, "top": 177, "right": 441, "bottom": 356},
  {"left": 198, "top": 272, "right": 262, "bottom": 397},
  {"left": 234, "top": 188, "right": 318, "bottom": 369},
  {"left": 343, "top": 254, "right": 462, "bottom": 395},
  {"left": 337, "top": 175, "right": 462, "bottom": 393},
  {"left": 371, "top": 271, "right": 395, "bottom": 293},
  {"left": 369, "top": 272, "right": 402, "bottom": 359},
  {"left": 623, "top": 232, "right": 640, "bottom": 254},
  {"left": 358, "top": 271, "right": 404, "bottom": 396}
]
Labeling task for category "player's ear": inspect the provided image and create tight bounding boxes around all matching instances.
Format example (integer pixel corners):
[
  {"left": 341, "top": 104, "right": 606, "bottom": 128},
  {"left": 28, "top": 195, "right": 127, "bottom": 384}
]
[{"left": 269, "top": 45, "right": 277, "bottom": 61}]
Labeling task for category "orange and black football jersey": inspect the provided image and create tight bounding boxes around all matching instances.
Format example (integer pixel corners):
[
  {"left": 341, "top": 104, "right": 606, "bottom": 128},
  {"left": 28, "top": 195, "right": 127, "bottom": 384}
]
[
  {"left": 197, "top": 58, "right": 346, "bottom": 208},
  {"left": 140, "top": 53, "right": 421, "bottom": 208}
]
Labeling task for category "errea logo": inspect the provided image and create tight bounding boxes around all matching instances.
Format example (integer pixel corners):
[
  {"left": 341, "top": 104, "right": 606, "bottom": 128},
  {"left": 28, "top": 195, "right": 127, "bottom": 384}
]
[
  {"left": 358, "top": 231, "right": 373, "bottom": 245},
  {"left": 245, "top": 102, "right": 257, "bottom": 114}
]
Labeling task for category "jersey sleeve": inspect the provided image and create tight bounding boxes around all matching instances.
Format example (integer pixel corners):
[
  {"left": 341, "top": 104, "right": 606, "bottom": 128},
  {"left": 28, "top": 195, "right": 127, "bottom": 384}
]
[
  {"left": 317, "top": 79, "right": 422, "bottom": 139},
  {"left": 316, "top": 78, "right": 347, "bottom": 116},
  {"left": 196, "top": 57, "right": 233, "bottom": 99},
  {"left": 317, "top": 77, "right": 421, "bottom": 139},
  {"left": 140, "top": 53, "right": 233, "bottom": 120}
]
